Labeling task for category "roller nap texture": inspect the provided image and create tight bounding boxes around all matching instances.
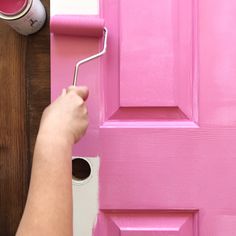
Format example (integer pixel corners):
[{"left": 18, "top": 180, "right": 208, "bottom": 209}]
[{"left": 50, "top": 15, "right": 105, "bottom": 37}]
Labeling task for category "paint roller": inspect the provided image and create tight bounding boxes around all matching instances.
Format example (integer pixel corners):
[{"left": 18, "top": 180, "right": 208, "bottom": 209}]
[{"left": 51, "top": 15, "right": 108, "bottom": 86}]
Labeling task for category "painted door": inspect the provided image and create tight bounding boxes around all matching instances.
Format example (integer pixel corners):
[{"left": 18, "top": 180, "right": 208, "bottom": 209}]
[{"left": 51, "top": 0, "right": 236, "bottom": 235}]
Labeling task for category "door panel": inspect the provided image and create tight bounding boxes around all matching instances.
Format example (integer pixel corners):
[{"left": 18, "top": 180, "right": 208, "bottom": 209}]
[
  {"left": 96, "top": 0, "right": 236, "bottom": 235},
  {"left": 50, "top": 0, "right": 236, "bottom": 235},
  {"left": 120, "top": 0, "right": 176, "bottom": 107},
  {"left": 102, "top": 0, "right": 196, "bottom": 121},
  {"left": 95, "top": 211, "right": 196, "bottom": 236}
]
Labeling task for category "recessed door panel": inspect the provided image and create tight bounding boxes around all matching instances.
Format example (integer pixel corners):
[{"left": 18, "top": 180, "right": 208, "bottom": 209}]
[
  {"left": 120, "top": 0, "right": 176, "bottom": 107},
  {"left": 94, "top": 211, "right": 196, "bottom": 236},
  {"left": 102, "top": 0, "right": 196, "bottom": 122}
]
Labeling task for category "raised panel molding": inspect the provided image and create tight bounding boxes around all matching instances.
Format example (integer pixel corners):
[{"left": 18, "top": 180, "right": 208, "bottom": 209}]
[
  {"left": 94, "top": 211, "right": 197, "bottom": 236},
  {"left": 101, "top": 0, "right": 198, "bottom": 126}
]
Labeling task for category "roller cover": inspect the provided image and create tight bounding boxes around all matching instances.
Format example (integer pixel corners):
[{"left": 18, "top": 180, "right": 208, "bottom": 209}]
[{"left": 50, "top": 15, "right": 105, "bottom": 37}]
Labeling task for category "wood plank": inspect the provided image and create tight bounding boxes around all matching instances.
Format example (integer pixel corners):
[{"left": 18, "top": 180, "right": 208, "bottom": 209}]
[
  {"left": 25, "top": 0, "right": 50, "bottom": 175},
  {"left": 0, "top": 1, "right": 50, "bottom": 235},
  {"left": 0, "top": 20, "right": 28, "bottom": 236}
]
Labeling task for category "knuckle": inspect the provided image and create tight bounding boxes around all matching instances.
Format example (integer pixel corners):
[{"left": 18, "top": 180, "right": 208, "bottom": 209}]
[
  {"left": 68, "top": 91, "right": 79, "bottom": 100},
  {"left": 67, "top": 90, "right": 76, "bottom": 97},
  {"left": 76, "top": 97, "right": 84, "bottom": 106}
]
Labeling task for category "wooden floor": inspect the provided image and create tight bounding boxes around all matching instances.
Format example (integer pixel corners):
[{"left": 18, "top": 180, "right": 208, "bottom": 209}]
[{"left": 0, "top": 1, "right": 50, "bottom": 235}]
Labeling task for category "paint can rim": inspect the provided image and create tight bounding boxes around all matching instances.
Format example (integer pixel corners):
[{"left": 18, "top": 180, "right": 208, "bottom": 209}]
[
  {"left": 0, "top": 0, "right": 33, "bottom": 21},
  {"left": 0, "top": 0, "right": 28, "bottom": 16}
]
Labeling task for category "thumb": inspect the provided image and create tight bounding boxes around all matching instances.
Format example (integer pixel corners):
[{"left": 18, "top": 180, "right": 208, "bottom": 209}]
[{"left": 67, "top": 86, "right": 89, "bottom": 101}]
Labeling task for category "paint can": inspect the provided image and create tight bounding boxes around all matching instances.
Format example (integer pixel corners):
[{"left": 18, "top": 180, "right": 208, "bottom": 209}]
[{"left": 0, "top": 0, "right": 46, "bottom": 35}]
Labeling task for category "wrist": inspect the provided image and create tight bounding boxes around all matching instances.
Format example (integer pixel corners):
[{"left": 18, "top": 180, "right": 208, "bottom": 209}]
[
  {"left": 33, "top": 129, "right": 73, "bottom": 165},
  {"left": 37, "top": 127, "right": 74, "bottom": 147}
]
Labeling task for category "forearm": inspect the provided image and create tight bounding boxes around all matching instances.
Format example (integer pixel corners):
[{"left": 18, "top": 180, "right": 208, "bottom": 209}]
[
  {"left": 17, "top": 131, "right": 73, "bottom": 236},
  {"left": 17, "top": 86, "right": 88, "bottom": 236}
]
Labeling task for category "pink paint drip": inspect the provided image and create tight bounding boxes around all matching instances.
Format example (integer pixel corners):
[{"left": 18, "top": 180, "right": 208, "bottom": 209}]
[{"left": 0, "top": 0, "right": 27, "bottom": 15}]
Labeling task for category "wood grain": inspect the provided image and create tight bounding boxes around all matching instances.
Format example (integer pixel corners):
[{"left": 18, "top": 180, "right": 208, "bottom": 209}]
[
  {"left": 25, "top": 0, "right": 50, "bottom": 174},
  {"left": 0, "top": 1, "right": 50, "bottom": 235}
]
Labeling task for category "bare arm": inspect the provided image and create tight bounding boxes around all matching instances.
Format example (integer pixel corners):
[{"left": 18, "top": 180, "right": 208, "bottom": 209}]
[{"left": 16, "top": 86, "right": 89, "bottom": 236}]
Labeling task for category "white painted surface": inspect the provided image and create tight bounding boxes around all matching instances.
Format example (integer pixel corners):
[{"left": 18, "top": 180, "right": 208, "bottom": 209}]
[
  {"left": 51, "top": 0, "right": 99, "bottom": 16},
  {"left": 72, "top": 157, "right": 100, "bottom": 236}
]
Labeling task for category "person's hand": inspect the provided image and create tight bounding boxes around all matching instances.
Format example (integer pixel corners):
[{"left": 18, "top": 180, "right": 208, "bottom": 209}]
[{"left": 39, "top": 86, "right": 89, "bottom": 145}]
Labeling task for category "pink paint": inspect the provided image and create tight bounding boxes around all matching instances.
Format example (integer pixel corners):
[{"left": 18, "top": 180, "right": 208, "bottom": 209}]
[
  {"left": 0, "top": 0, "right": 27, "bottom": 15},
  {"left": 51, "top": 15, "right": 105, "bottom": 38},
  {"left": 120, "top": 0, "right": 175, "bottom": 107},
  {"left": 51, "top": 29, "right": 101, "bottom": 157},
  {"left": 94, "top": 211, "right": 195, "bottom": 235},
  {"left": 51, "top": 0, "right": 236, "bottom": 235}
]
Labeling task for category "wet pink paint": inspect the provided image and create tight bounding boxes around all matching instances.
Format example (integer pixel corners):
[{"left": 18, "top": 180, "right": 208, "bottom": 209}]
[{"left": 0, "top": 0, "right": 27, "bottom": 15}]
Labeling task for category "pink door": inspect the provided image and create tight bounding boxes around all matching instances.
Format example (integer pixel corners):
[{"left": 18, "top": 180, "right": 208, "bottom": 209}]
[{"left": 51, "top": 0, "right": 236, "bottom": 235}]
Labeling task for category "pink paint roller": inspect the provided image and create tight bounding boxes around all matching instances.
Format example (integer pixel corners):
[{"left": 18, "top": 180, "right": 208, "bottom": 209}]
[{"left": 51, "top": 15, "right": 108, "bottom": 86}]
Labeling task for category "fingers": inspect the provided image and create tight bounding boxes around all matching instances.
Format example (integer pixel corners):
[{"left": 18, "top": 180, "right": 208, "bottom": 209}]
[{"left": 66, "top": 86, "right": 89, "bottom": 101}]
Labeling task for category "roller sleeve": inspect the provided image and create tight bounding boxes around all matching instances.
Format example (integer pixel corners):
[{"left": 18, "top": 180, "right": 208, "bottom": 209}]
[{"left": 50, "top": 15, "right": 105, "bottom": 38}]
